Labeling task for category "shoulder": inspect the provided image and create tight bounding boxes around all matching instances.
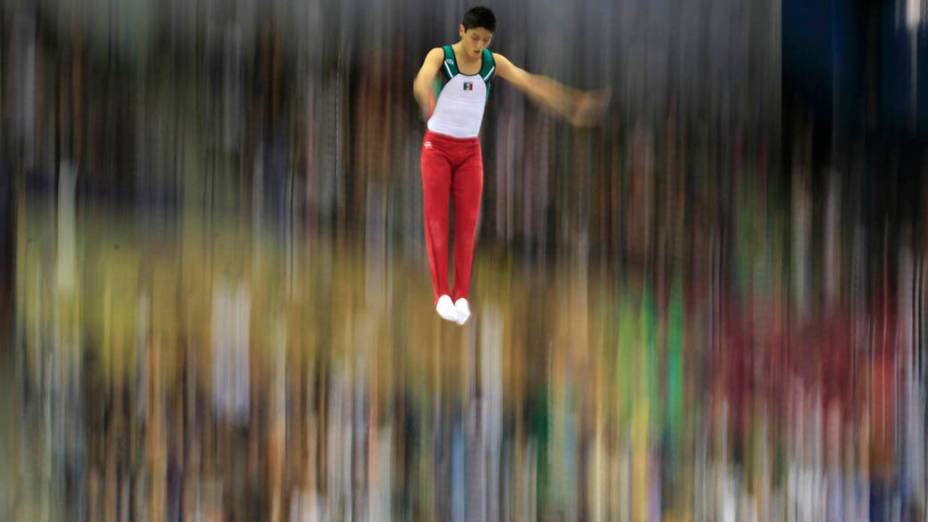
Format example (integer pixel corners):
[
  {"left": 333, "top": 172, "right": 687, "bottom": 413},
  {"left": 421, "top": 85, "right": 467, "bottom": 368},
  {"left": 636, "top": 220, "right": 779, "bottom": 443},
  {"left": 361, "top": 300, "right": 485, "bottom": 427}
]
[
  {"left": 491, "top": 52, "right": 511, "bottom": 66},
  {"left": 491, "top": 53, "right": 520, "bottom": 75},
  {"left": 426, "top": 47, "right": 445, "bottom": 61},
  {"left": 490, "top": 53, "right": 525, "bottom": 83},
  {"left": 418, "top": 47, "right": 446, "bottom": 71}
]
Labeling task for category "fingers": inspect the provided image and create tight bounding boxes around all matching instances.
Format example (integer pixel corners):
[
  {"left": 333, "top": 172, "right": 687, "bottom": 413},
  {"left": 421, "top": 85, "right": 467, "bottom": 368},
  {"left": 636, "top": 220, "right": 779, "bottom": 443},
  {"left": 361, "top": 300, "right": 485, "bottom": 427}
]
[
  {"left": 570, "top": 89, "right": 611, "bottom": 127},
  {"left": 421, "top": 98, "right": 436, "bottom": 121}
]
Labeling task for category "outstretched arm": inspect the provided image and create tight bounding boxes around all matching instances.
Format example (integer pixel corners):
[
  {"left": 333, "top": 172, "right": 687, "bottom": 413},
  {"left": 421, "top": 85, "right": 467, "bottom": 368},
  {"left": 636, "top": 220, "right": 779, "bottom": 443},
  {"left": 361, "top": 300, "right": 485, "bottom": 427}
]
[
  {"left": 412, "top": 48, "right": 444, "bottom": 121},
  {"left": 493, "top": 53, "right": 610, "bottom": 127}
]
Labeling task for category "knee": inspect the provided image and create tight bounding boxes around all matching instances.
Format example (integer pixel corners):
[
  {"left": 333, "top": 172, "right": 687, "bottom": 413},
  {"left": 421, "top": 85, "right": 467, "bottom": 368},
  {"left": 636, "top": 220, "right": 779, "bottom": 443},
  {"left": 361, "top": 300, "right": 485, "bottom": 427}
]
[
  {"left": 457, "top": 210, "right": 481, "bottom": 229},
  {"left": 426, "top": 218, "right": 448, "bottom": 238}
]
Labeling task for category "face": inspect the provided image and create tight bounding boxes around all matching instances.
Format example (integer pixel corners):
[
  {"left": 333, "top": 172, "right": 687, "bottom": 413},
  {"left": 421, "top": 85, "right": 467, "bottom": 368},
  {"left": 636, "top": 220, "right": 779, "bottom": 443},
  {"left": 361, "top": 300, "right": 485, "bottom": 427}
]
[{"left": 458, "top": 25, "right": 493, "bottom": 57}]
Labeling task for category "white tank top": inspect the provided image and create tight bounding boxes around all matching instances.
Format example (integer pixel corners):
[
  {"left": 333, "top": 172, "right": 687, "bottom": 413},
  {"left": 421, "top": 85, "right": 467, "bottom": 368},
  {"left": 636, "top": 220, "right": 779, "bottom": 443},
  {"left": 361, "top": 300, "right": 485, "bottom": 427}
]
[{"left": 427, "top": 46, "right": 496, "bottom": 138}]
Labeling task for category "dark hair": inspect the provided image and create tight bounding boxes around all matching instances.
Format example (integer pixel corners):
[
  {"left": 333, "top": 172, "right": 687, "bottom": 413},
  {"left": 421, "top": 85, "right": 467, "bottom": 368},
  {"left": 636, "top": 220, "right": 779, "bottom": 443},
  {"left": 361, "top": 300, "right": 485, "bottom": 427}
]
[{"left": 462, "top": 6, "right": 496, "bottom": 32}]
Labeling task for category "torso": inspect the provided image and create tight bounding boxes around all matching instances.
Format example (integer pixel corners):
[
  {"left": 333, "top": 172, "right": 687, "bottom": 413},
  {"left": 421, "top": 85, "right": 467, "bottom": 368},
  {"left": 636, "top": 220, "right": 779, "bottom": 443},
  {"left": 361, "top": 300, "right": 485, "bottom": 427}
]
[{"left": 427, "top": 45, "right": 496, "bottom": 139}]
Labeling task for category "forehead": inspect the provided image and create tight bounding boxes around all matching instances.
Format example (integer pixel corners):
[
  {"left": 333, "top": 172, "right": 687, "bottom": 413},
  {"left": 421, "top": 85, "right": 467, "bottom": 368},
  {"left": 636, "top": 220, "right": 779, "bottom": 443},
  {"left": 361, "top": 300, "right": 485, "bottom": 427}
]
[{"left": 464, "top": 27, "right": 493, "bottom": 39}]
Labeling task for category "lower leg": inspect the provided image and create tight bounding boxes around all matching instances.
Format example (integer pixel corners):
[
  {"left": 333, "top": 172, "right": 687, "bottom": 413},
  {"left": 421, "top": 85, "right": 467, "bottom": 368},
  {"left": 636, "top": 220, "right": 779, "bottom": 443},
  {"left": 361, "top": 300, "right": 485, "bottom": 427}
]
[
  {"left": 421, "top": 151, "right": 452, "bottom": 304},
  {"left": 451, "top": 151, "right": 483, "bottom": 302}
]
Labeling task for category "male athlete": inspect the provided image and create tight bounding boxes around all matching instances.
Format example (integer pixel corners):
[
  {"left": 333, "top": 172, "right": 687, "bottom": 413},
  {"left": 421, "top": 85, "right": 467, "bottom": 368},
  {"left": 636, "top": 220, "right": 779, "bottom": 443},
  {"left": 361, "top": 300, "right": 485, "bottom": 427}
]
[{"left": 413, "top": 6, "right": 609, "bottom": 325}]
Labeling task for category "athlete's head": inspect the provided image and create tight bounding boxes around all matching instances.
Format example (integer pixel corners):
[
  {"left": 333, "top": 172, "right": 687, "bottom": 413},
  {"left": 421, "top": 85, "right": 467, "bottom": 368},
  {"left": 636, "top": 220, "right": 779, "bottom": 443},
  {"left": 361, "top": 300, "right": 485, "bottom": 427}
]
[{"left": 458, "top": 6, "right": 495, "bottom": 57}]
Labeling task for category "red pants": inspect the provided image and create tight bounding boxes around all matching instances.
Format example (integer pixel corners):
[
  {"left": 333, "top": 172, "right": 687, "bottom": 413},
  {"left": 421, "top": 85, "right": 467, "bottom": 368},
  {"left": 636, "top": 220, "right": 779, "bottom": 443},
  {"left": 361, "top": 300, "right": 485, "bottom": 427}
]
[{"left": 420, "top": 130, "right": 483, "bottom": 305}]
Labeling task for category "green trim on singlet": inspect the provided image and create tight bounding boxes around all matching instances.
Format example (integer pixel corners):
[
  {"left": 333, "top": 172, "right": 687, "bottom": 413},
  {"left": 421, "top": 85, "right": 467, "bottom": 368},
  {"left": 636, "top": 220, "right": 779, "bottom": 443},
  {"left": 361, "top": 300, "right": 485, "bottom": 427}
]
[
  {"left": 431, "top": 45, "right": 497, "bottom": 100},
  {"left": 480, "top": 48, "right": 496, "bottom": 97},
  {"left": 441, "top": 45, "right": 461, "bottom": 79}
]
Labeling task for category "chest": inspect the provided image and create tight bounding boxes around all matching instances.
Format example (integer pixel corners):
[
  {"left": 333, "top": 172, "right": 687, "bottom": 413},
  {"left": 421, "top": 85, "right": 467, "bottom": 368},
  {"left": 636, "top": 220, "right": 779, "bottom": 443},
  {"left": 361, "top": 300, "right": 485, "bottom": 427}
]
[{"left": 438, "top": 75, "right": 488, "bottom": 101}]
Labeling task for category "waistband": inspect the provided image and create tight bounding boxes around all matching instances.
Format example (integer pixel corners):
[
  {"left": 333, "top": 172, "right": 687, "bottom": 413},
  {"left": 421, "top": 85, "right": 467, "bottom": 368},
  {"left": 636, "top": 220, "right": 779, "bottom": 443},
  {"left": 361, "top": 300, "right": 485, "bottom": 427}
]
[{"left": 424, "top": 129, "right": 480, "bottom": 144}]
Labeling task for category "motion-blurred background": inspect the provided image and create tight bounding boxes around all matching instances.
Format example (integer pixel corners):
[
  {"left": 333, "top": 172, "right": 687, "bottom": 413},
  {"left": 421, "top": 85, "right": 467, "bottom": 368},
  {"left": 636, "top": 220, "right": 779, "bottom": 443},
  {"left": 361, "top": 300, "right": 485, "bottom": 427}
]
[{"left": 0, "top": 0, "right": 926, "bottom": 520}]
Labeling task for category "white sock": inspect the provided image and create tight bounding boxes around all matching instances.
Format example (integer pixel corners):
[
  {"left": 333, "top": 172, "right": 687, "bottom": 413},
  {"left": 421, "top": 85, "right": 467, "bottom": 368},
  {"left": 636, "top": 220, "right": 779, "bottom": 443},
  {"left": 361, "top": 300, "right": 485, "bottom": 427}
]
[
  {"left": 454, "top": 298, "right": 470, "bottom": 325},
  {"left": 435, "top": 295, "right": 459, "bottom": 323}
]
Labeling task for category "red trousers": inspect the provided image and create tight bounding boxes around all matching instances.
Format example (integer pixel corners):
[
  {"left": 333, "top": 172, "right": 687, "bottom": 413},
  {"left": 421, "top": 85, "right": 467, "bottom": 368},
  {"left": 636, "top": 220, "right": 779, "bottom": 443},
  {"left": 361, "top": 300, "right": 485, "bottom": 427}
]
[{"left": 420, "top": 130, "right": 483, "bottom": 305}]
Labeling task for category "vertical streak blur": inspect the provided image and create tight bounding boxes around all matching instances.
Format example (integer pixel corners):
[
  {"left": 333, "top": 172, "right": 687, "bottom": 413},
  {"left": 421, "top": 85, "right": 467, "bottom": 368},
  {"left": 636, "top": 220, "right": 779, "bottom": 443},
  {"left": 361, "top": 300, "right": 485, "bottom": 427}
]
[{"left": 1, "top": 0, "right": 926, "bottom": 520}]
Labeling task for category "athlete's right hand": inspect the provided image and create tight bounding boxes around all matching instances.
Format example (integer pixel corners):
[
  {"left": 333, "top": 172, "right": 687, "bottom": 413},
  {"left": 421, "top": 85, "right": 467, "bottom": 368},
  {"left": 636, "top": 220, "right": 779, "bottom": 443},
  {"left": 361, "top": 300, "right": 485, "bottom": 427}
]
[{"left": 420, "top": 97, "right": 435, "bottom": 122}]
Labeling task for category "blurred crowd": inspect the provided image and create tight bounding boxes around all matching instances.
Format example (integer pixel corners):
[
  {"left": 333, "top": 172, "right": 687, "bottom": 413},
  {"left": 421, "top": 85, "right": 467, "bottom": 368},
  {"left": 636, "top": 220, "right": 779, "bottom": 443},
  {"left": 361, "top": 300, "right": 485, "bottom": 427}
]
[{"left": 4, "top": 160, "right": 927, "bottom": 520}]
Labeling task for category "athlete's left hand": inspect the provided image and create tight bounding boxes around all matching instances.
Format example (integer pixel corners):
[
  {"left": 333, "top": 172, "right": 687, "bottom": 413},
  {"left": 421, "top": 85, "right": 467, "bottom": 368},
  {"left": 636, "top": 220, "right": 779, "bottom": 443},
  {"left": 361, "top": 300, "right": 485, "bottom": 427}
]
[{"left": 569, "top": 89, "right": 611, "bottom": 127}]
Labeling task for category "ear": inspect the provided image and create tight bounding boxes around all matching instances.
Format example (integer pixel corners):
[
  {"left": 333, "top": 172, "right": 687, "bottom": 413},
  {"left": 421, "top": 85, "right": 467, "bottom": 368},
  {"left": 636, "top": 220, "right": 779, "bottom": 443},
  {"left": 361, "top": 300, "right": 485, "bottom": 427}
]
[{"left": 458, "top": 24, "right": 466, "bottom": 37}]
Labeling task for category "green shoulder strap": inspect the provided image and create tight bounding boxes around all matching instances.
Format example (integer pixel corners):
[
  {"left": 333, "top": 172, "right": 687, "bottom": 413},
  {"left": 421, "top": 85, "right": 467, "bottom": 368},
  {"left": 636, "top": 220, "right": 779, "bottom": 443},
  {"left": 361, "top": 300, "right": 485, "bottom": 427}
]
[
  {"left": 441, "top": 45, "right": 459, "bottom": 80},
  {"left": 480, "top": 49, "right": 496, "bottom": 97}
]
